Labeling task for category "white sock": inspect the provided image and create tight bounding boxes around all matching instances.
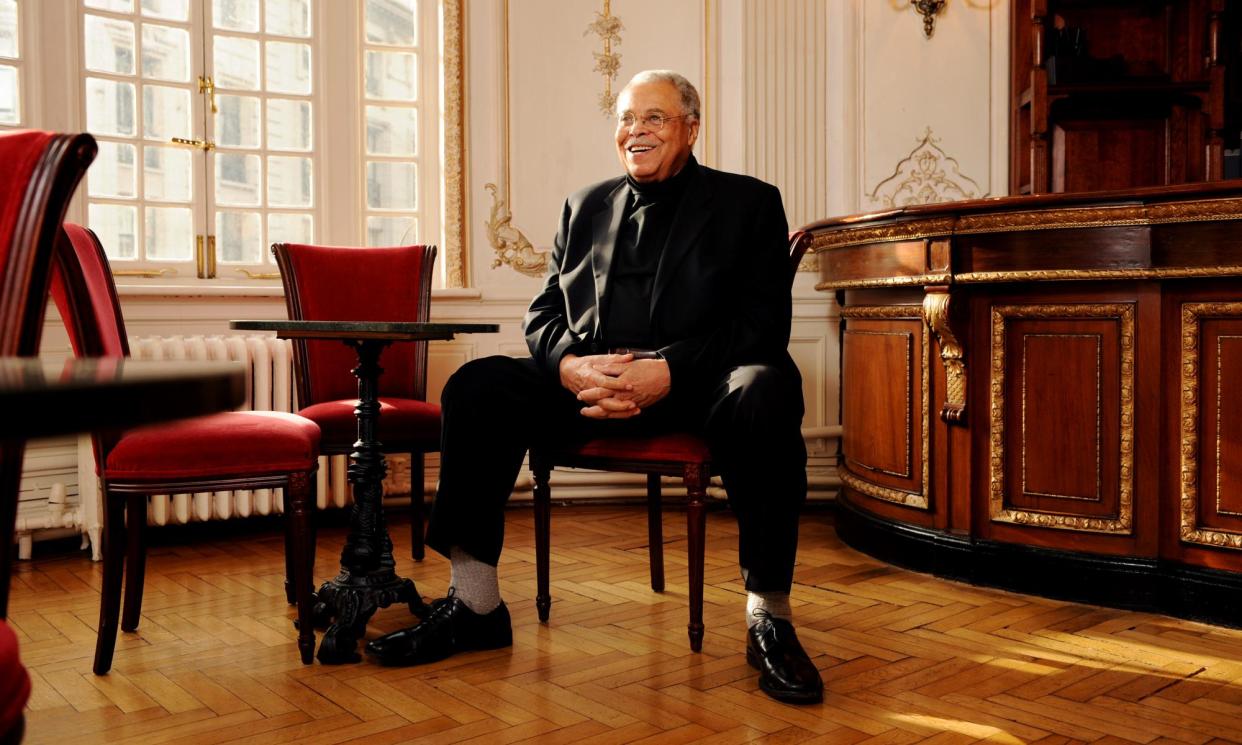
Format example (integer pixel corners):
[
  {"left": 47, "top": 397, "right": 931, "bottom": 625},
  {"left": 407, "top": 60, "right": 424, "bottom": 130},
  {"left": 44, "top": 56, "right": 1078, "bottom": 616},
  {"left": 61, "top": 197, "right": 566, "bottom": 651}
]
[
  {"left": 449, "top": 546, "right": 502, "bottom": 614},
  {"left": 746, "top": 590, "right": 792, "bottom": 628}
]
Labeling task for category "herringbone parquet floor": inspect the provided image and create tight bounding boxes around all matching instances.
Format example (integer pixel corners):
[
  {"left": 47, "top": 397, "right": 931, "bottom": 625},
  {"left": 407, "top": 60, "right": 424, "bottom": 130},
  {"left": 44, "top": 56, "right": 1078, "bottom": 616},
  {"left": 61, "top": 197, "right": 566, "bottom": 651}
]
[{"left": 8, "top": 505, "right": 1242, "bottom": 744}]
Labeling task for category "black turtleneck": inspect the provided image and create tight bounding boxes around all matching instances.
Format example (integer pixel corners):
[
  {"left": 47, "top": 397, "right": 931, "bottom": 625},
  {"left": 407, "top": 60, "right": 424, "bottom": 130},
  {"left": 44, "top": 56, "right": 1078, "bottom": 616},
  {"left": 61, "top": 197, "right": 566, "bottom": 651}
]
[{"left": 603, "top": 155, "right": 698, "bottom": 351}]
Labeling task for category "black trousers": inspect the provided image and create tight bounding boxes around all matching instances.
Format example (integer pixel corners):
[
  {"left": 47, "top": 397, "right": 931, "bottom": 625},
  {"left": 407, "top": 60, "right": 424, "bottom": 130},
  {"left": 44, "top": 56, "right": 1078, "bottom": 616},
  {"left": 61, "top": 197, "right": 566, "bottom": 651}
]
[{"left": 425, "top": 355, "right": 808, "bottom": 592}]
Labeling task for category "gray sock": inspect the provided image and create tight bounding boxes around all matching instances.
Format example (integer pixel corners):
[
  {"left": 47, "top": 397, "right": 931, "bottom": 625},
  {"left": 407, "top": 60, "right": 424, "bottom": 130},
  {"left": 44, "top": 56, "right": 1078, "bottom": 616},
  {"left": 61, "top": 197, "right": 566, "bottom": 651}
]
[
  {"left": 746, "top": 590, "right": 792, "bottom": 628},
  {"left": 449, "top": 546, "right": 502, "bottom": 614}
]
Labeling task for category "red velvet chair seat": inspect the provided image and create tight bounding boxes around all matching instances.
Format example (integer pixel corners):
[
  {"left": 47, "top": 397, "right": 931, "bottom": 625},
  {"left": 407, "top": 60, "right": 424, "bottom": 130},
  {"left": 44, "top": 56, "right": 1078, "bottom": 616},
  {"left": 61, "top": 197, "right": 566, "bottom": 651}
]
[
  {"left": 560, "top": 433, "right": 712, "bottom": 464},
  {"left": 105, "top": 411, "right": 320, "bottom": 481},
  {"left": 0, "top": 620, "right": 30, "bottom": 740},
  {"left": 299, "top": 398, "right": 439, "bottom": 450}
]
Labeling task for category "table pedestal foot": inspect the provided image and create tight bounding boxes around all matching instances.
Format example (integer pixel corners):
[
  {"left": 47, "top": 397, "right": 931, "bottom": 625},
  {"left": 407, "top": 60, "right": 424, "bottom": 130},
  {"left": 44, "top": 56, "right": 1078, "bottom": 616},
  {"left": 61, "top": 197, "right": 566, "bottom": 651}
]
[{"left": 314, "top": 573, "right": 429, "bottom": 664}]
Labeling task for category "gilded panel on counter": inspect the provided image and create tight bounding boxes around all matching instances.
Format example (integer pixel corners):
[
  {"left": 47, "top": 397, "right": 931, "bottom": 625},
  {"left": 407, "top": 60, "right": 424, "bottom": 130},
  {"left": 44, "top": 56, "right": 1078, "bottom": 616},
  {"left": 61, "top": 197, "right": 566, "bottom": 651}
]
[
  {"left": 990, "top": 303, "right": 1135, "bottom": 534},
  {"left": 840, "top": 306, "right": 929, "bottom": 510},
  {"left": 1181, "top": 305, "right": 1242, "bottom": 549}
]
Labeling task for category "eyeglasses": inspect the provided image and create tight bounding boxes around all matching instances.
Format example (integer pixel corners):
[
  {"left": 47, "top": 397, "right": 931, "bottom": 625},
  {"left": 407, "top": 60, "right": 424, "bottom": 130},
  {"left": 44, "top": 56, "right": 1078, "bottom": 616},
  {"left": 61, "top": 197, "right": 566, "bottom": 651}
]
[{"left": 616, "top": 112, "right": 689, "bottom": 132}]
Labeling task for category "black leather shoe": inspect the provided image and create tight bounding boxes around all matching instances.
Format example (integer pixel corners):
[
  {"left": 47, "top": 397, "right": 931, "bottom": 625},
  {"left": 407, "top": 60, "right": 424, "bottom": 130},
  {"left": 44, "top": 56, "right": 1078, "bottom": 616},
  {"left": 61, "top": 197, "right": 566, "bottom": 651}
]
[
  {"left": 365, "top": 595, "right": 512, "bottom": 666},
  {"left": 746, "top": 613, "right": 823, "bottom": 704}
]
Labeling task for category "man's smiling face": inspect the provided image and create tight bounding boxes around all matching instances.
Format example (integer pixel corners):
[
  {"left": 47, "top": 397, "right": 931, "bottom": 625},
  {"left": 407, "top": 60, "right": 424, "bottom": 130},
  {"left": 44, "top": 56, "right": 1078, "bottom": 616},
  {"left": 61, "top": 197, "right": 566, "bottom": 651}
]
[{"left": 614, "top": 80, "right": 699, "bottom": 183}]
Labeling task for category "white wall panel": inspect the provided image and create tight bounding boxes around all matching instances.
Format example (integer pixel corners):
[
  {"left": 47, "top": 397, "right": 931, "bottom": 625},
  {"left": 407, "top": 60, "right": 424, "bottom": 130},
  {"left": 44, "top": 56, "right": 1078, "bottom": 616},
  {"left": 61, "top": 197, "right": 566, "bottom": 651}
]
[{"left": 859, "top": 1, "right": 1006, "bottom": 209}]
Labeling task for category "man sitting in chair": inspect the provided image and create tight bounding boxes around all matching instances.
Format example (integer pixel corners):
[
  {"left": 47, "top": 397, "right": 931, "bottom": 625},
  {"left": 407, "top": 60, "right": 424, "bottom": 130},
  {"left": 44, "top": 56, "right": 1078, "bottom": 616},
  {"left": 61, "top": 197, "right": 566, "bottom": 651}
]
[{"left": 366, "top": 69, "right": 822, "bottom": 704}]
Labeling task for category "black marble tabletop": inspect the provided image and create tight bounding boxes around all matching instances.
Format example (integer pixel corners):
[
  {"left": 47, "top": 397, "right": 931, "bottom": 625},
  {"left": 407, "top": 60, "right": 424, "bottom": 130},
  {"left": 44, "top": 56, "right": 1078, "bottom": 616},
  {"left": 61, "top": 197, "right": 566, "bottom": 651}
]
[
  {"left": 229, "top": 320, "right": 499, "bottom": 341},
  {"left": 0, "top": 357, "right": 245, "bottom": 441}
]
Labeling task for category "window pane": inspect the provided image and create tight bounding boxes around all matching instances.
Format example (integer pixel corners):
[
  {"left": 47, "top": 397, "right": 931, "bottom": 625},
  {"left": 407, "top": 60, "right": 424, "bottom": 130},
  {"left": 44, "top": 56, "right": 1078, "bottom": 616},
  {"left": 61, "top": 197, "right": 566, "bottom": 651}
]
[
  {"left": 266, "top": 98, "right": 311, "bottom": 151},
  {"left": 266, "top": 0, "right": 310, "bottom": 38},
  {"left": 143, "top": 145, "right": 192, "bottom": 201},
  {"left": 141, "top": 24, "right": 190, "bottom": 82},
  {"left": 213, "top": 35, "right": 260, "bottom": 90},
  {"left": 145, "top": 206, "right": 193, "bottom": 260},
  {"left": 85, "top": 0, "right": 135, "bottom": 12},
  {"left": 141, "top": 0, "right": 189, "bottom": 21},
  {"left": 269, "top": 212, "right": 312, "bottom": 244},
  {"left": 364, "top": 50, "right": 416, "bottom": 101},
  {"left": 365, "top": 106, "right": 416, "bottom": 156},
  {"left": 366, "top": 216, "right": 416, "bottom": 247},
  {"left": 215, "top": 152, "right": 262, "bottom": 206},
  {"left": 89, "top": 203, "right": 138, "bottom": 260},
  {"left": 267, "top": 155, "right": 311, "bottom": 207},
  {"left": 0, "top": 0, "right": 17, "bottom": 58},
  {"left": 366, "top": 162, "right": 416, "bottom": 210},
  {"left": 212, "top": 0, "right": 257, "bottom": 32},
  {"left": 85, "top": 15, "right": 136, "bottom": 76},
  {"left": 89, "top": 141, "right": 137, "bottom": 198},
  {"left": 365, "top": 0, "right": 416, "bottom": 46},
  {"left": 0, "top": 64, "right": 16, "bottom": 124},
  {"left": 215, "top": 94, "right": 261, "bottom": 148},
  {"left": 142, "top": 84, "right": 191, "bottom": 141},
  {"left": 86, "top": 78, "right": 137, "bottom": 137},
  {"left": 216, "top": 210, "right": 262, "bottom": 263},
  {"left": 265, "top": 41, "right": 310, "bottom": 94}
]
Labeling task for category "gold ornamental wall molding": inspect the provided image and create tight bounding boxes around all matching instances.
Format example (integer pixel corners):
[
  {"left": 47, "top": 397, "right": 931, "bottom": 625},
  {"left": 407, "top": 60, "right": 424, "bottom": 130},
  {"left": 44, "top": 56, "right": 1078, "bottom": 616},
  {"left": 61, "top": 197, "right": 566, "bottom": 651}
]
[
  {"left": 840, "top": 305, "right": 931, "bottom": 510},
  {"left": 868, "top": 128, "right": 983, "bottom": 209},
  {"left": 442, "top": 0, "right": 466, "bottom": 287},
  {"left": 1180, "top": 302, "right": 1242, "bottom": 550},
  {"left": 922, "top": 291, "right": 966, "bottom": 423},
  {"left": 484, "top": 183, "right": 548, "bottom": 278},
  {"left": 585, "top": 0, "right": 624, "bottom": 115},
  {"left": 989, "top": 303, "right": 1135, "bottom": 534}
]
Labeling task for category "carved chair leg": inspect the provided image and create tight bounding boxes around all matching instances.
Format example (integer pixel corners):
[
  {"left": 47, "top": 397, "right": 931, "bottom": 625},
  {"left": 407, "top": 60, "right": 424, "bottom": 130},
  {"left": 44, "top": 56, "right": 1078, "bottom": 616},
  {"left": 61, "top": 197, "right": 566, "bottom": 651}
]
[
  {"left": 120, "top": 493, "right": 147, "bottom": 632},
  {"left": 283, "top": 496, "right": 297, "bottom": 605},
  {"left": 532, "top": 456, "right": 552, "bottom": 622},
  {"left": 647, "top": 473, "right": 665, "bottom": 593},
  {"left": 93, "top": 490, "right": 127, "bottom": 675},
  {"left": 286, "top": 471, "right": 316, "bottom": 664},
  {"left": 410, "top": 452, "right": 425, "bottom": 561},
  {"left": 684, "top": 464, "right": 708, "bottom": 653}
]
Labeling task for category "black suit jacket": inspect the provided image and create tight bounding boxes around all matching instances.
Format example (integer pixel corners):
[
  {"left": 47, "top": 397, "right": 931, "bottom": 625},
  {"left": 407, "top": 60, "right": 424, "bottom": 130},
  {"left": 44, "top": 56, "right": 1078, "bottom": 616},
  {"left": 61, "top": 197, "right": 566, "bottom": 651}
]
[{"left": 524, "top": 162, "right": 794, "bottom": 392}]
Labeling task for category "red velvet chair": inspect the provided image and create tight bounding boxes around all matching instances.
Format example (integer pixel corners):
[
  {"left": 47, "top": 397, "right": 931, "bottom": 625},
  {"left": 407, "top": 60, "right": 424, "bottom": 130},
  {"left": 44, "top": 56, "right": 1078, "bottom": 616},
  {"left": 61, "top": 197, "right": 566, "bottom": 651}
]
[
  {"left": 51, "top": 224, "right": 322, "bottom": 674},
  {"left": 0, "top": 130, "right": 94, "bottom": 745},
  {"left": 272, "top": 243, "right": 439, "bottom": 560},
  {"left": 0, "top": 620, "right": 29, "bottom": 745},
  {"left": 529, "top": 231, "right": 813, "bottom": 652}
]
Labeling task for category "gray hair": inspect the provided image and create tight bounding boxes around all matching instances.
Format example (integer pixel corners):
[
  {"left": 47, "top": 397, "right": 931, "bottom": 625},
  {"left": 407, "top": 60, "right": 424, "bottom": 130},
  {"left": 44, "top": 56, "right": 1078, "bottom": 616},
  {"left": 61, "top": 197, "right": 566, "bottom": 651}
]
[{"left": 621, "top": 70, "right": 701, "bottom": 121}]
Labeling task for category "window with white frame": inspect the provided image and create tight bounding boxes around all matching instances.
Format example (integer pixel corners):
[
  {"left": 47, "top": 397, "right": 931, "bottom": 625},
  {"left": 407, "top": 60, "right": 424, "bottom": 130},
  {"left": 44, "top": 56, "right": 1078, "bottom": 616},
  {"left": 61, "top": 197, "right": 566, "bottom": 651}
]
[
  {"left": 18, "top": 0, "right": 463, "bottom": 288},
  {"left": 0, "top": 0, "right": 22, "bottom": 127},
  {"left": 362, "top": 0, "right": 425, "bottom": 249}
]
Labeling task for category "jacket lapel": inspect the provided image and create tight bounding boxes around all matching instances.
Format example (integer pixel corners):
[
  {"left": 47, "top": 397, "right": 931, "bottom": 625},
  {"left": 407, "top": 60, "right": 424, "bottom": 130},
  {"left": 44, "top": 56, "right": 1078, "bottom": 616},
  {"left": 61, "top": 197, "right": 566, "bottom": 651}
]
[
  {"left": 651, "top": 166, "right": 712, "bottom": 316},
  {"left": 590, "top": 182, "right": 628, "bottom": 339}
]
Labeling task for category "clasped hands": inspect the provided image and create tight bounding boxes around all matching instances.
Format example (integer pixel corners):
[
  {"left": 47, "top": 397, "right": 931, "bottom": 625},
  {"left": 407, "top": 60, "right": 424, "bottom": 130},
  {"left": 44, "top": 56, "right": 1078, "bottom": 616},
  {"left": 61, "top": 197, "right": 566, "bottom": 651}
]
[{"left": 558, "top": 352, "right": 670, "bottom": 419}]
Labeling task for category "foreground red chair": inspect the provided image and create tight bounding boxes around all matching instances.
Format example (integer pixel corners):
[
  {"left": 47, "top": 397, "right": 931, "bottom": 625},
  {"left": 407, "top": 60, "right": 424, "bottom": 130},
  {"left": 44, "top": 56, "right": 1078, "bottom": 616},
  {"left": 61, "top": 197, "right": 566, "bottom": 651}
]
[
  {"left": 0, "top": 129, "right": 95, "bottom": 745},
  {"left": 529, "top": 231, "right": 813, "bottom": 652},
  {"left": 51, "top": 224, "right": 322, "bottom": 674},
  {"left": 272, "top": 243, "right": 439, "bottom": 560}
]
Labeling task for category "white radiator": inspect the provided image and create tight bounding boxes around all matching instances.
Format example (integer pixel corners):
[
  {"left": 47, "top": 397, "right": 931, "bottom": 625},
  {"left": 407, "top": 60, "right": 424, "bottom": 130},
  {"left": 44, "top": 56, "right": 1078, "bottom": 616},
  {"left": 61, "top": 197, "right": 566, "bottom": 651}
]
[{"left": 75, "top": 335, "right": 351, "bottom": 556}]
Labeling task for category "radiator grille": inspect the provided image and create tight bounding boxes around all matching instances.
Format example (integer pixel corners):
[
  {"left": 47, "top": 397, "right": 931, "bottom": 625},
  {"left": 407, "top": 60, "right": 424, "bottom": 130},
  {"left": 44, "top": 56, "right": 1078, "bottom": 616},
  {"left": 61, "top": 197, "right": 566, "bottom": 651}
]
[{"left": 127, "top": 334, "right": 350, "bottom": 524}]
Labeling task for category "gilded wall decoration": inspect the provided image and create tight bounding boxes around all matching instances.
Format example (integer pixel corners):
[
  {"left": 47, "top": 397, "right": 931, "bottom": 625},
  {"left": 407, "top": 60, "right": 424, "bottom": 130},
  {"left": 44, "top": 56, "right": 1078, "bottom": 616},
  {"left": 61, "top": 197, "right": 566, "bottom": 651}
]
[
  {"left": 442, "top": 0, "right": 466, "bottom": 287},
  {"left": 869, "top": 128, "right": 984, "bottom": 209},
  {"left": 484, "top": 183, "right": 549, "bottom": 278},
  {"left": 989, "top": 303, "right": 1135, "bottom": 534},
  {"left": 585, "top": 0, "right": 624, "bottom": 115},
  {"left": 1180, "top": 303, "right": 1242, "bottom": 550}
]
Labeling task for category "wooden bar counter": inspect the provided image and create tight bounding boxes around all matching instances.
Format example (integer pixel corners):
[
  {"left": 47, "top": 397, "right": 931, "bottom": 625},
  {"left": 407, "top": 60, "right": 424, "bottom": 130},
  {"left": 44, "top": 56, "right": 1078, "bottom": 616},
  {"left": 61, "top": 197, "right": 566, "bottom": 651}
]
[{"left": 807, "top": 181, "right": 1242, "bottom": 626}]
